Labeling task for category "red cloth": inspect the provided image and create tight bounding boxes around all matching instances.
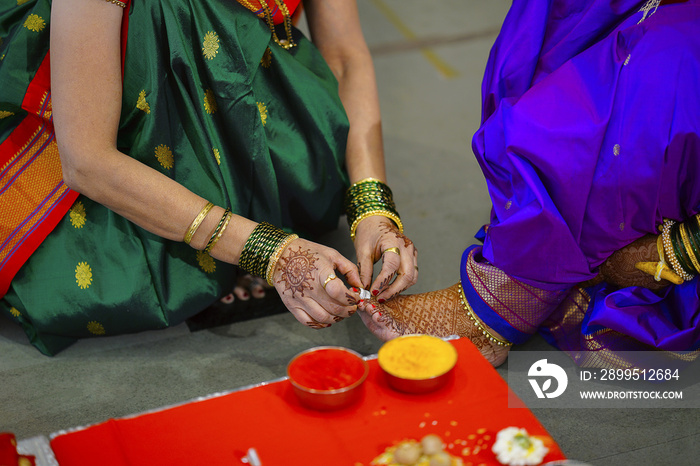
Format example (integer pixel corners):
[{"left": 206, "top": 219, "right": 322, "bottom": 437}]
[
  {"left": 239, "top": 0, "right": 302, "bottom": 24},
  {"left": 50, "top": 338, "right": 566, "bottom": 465},
  {"left": 0, "top": 432, "right": 36, "bottom": 466}
]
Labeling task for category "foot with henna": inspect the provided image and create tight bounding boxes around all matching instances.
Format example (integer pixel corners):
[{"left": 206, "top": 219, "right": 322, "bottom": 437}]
[{"left": 358, "top": 283, "right": 510, "bottom": 367}]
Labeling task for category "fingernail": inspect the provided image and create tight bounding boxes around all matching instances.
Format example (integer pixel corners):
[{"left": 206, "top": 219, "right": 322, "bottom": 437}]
[
  {"left": 352, "top": 287, "right": 359, "bottom": 292},
  {"left": 242, "top": 292, "right": 249, "bottom": 298},
  {"left": 378, "top": 298, "right": 385, "bottom": 303},
  {"left": 372, "top": 304, "right": 377, "bottom": 309},
  {"left": 372, "top": 290, "right": 379, "bottom": 296},
  {"left": 378, "top": 312, "right": 382, "bottom": 316},
  {"left": 358, "top": 299, "right": 365, "bottom": 305}
]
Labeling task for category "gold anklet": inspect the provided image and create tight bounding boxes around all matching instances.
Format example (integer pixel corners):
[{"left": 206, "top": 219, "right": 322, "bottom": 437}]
[{"left": 458, "top": 281, "right": 512, "bottom": 347}]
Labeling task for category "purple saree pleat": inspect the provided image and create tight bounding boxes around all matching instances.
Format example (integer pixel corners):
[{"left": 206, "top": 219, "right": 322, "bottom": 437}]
[{"left": 463, "top": 0, "right": 700, "bottom": 366}]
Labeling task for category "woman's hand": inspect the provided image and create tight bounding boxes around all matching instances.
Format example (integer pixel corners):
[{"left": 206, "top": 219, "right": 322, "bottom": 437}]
[
  {"left": 353, "top": 216, "right": 418, "bottom": 302},
  {"left": 271, "top": 238, "right": 363, "bottom": 328}
]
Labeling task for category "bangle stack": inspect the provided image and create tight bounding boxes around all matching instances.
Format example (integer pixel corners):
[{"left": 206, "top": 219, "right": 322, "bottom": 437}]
[
  {"left": 184, "top": 202, "right": 233, "bottom": 254},
  {"left": 238, "top": 221, "right": 298, "bottom": 286},
  {"left": 661, "top": 218, "right": 697, "bottom": 282},
  {"left": 345, "top": 177, "right": 402, "bottom": 240}
]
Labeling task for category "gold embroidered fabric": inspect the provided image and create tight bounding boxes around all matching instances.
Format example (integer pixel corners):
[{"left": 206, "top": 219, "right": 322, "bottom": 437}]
[
  {"left": 75, "top": 262, "right": 93, "bottom": 289},
  {"left": 196, "top": 250, "right": 216, "bottom": 273},
  {"left": 202, "top": 31, "right": 220, "bottom": 60},
  {"left": 154, "top": 144, "right": 173, "bottom": 169},
  {"left": 203, "top": 89, "right": 217, "bottom": 114},
  {"left": 23, "top": 14, "right": 45, "bottom": 32},
  {"left": 257, "top": 102, "right": 268, "bottom": 126},
  {"left": 136, "top": 90, "right": 150, "bottom": 114},
  {"left": 69, "top": 201, "right": 86, "bottom": 228},
  {"left": 464, "top": 248, "right": 569, "bottom": 335}
]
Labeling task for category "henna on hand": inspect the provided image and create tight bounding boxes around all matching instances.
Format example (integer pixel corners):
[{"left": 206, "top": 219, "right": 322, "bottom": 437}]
[
  {"left": 305, "top": 316, "right": 331, "bottom": 329},
  {"left": 345, "top": 292, "right": 357, "bottom": 306},
  {"left": 599, "top": 234, "right": 670, "bottom": 290},
  {"left": 378, "top": 222, "right": 414, "bottom": 249},
  {"left": 276, "top": 246, "right": 319, "bottom": 298},
  {"left": 378, "top": 273, "right": 394, "bottom": 291}
]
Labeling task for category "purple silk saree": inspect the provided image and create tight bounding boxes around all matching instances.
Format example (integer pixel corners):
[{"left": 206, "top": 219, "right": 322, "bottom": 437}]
[{"left": 462, "top": 0, "right": 700, "bottom": 366}]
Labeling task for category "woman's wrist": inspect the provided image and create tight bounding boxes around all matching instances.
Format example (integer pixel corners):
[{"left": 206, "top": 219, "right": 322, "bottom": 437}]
[
  {"left": 238, "top": 222, "right": 298, "bottom": 285},
  {"left": 345, "top": 177, "right": 402, "bottom": 240},
  {"left": 184, "top": 205, "right": 255, "bottom": 264}
]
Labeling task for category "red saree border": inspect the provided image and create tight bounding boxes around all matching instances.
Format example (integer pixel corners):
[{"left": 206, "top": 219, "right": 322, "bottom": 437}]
[
  {"left": 236, "top": 0, "right": 301, "bottom": 24},
  {"left": 0, "top": 53, "right": 78, "bottom": 298},
  {"left": 0, "top": 5, "right": 131, "bottom": 298}
]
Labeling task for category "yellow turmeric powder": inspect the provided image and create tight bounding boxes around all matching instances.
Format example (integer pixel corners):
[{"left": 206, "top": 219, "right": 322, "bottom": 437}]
[{"left": 378, "top": 335, "right": 457, "bottom": 379}]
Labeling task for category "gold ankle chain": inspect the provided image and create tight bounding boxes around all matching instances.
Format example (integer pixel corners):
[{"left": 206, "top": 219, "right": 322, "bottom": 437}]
[{"left": 458, "top": 281, "right": 512, "bottom": 347}]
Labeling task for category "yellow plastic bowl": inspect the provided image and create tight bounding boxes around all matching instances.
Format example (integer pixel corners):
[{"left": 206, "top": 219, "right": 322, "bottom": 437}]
[{"left": 378, "top": 335, "right": 458, "bottom": 394}]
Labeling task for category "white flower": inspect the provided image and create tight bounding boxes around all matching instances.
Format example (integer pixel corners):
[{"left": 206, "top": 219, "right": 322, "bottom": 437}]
[{"left": 492, "top": 427, "right": 549, "bottom": 466}]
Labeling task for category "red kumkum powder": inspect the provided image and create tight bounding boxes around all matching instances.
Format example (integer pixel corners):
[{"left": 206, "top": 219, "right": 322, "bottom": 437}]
[{"left": 289, "top": 348, "right": 366, "bottom": 391}]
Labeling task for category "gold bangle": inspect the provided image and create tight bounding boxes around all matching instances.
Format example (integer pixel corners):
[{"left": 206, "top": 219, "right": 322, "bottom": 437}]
[
  {"left": 184, "top": 202, "right": 214, "bottom": 245},
  {"left": 458, "top": 281, "right": 512, "bottom": 347},
  {"left": 680, "top": 223, "right": 700, "bottom": 274},
  {"left": 105, "top": 0, "right": 127, "bottom": 8},
  {"left": 661, "top": 219, "right": 694, "bottom": 281},
  {"left": 204, "top": 208, "right": 232, "bottom": 253},
  {"left": 265, "top": 234, "right": 299, "bottom": 286},
  {"left": 350, "top": 210, "right": 403, "bottom": 241},
  {"left": 239, "top": 222, "right": 290, "bottom": 279},
  {"left": 655, "top": 235, "right": 668, "bottom": 281}
]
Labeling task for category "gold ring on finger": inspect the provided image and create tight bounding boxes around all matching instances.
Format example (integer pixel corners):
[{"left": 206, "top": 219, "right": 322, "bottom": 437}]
[
  {"left": 322, "top": 273, "right": 337, "bottom": 289},
  {"left": 383, "top": 247, "right": 401, "bottom": 256}
]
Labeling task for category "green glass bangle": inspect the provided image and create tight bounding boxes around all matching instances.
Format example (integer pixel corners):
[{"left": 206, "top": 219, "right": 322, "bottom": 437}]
[
  {"left": 239, "top": 222, "right": 292, "bottom": 279},
  {"left": 680, "top": 221, "right": 700, "bottom": 274},
  {"left": 346, "top": 192, "right": 394, "bottom": 204},
  {"left": 345, "top": 179, "right": 394, "bottom": 200},
  {"left": 687, "top": 215, "right": 700, "bottom": 256},
  {"left": 671, "top": 222, "right": 695, "bottom": 276},
  {"left": 346, "top": 201, "right": 397, "bottom": 217},
  {"left": 344, "top": 178, "right": 402, "bottom": 240},
  {"left": 204, "top": 208, "right": 232, "bottom": 253}
]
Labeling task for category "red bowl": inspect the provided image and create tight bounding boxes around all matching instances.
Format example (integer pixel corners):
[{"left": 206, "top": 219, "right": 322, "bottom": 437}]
[
  {"left": 287, "top": 346, "right": 369, "bottom": 411},
  {"left": 378, "top": 335, "right": 458, "bottom": 394}
]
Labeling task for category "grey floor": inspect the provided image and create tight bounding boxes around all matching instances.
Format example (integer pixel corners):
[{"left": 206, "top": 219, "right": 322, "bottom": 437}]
[{"left": 1, "top": 1, "right": 698, "bottom": 465}]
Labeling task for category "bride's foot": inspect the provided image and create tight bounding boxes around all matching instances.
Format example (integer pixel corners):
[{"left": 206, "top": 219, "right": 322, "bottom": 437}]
[
  {"left": 358, "top": 283, "right": 510, "bottom": 367},
  {"left": 220, "top": 274, "right": 270, "bottom": 304}
]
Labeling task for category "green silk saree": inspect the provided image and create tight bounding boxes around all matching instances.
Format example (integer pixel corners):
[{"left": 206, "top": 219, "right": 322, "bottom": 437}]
[{"left": 0, "top": 0, "right": 349, "bottom": 355}]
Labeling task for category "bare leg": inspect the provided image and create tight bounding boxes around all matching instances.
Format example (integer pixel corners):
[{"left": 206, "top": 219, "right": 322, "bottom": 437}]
[{"left": 359, "top": 283, "right": 510, "bottom": 367}]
